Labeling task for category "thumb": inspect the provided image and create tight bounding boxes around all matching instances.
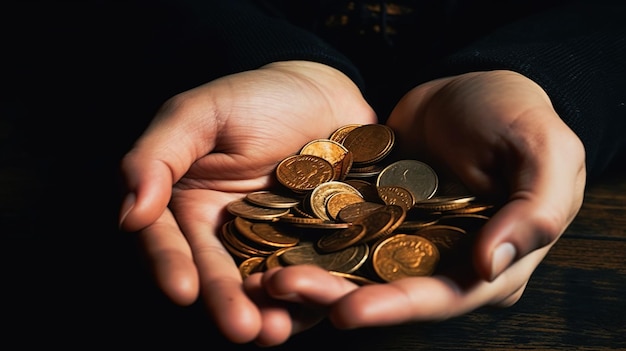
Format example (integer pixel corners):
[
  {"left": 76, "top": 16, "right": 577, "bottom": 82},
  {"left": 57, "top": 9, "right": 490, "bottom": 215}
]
[
  {"left": 118, "top": 156, "right": 174, "bottom": 232},
  {"left": 473, "top": 145, "right": 585, "bottom": 282},
  {"left": 118, "top": 97, "right": 219, "bottom": 232}
]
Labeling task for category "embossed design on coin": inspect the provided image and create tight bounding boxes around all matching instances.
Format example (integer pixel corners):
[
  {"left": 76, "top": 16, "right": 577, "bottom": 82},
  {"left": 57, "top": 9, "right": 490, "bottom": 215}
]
[
  {"left": 300, "top": 138, "right": 353, "bottom": 180},
  {"left": 218, "top": 124, "right": 499, "bottom": 283},
  {"left": 276, "top": 154, "right": 335, "bottom": 193},
  {"left": 372, "top": 234, "right": 440, "bottom": 281},
  {"left": 377, "top": 185, "right": 415, "bottom": 211}
]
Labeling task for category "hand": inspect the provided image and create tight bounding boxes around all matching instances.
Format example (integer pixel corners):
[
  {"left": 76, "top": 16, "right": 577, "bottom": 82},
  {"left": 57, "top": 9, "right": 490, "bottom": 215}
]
[
  {"left": 250, "top": 70, "right": 586, "bottom": 344},
  {"left": 118, "top": 61, "right": 377, "bottom": 343}
]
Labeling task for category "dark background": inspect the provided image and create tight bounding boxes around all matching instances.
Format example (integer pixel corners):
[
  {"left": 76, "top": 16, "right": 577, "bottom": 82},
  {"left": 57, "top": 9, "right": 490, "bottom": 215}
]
[{"left": 2, "top": 2, "right": 625, "bottom": 349}]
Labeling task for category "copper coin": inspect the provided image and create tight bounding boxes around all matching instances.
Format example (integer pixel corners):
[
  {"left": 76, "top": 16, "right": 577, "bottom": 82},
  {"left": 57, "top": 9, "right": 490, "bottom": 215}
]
[
  {"left": 245, "top": 190, "right": 301, "bottom": 209},
  {"left": 376, "top": 185, "right": 416, "bottom": 211},
  {"left": 226, "top": 198, "right": 290, "bottom": 220},
  {"left": 371, "top": 234, "right": 440, "bottom": 281},
  {"left": 316, "top": 223, "right": 367, "bottom": 253},
  {"left": 341, "top": 124, "right": 395, "bottom": 166},
  {"left": 300, "top": 138, "right": 353, "bottom": 181},
  {"left": 276, "top": 154, "right": 335, "bottom": 193}
]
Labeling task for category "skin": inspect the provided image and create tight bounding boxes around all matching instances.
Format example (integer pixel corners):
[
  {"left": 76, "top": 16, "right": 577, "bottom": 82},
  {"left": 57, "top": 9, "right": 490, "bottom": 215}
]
[{"left": 119, "top": 62, "right": 586, "bottom": 346}]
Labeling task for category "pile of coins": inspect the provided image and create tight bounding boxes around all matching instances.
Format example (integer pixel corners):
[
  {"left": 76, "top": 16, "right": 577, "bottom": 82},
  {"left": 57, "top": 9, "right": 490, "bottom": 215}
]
[{"left": 221, "top": 124, "right": 496, "bottom": 284}]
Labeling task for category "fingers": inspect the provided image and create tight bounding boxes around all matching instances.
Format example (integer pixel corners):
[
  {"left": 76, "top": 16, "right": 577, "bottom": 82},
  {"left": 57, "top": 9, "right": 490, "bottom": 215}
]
[
  {"left": 473, "top": 116, "right": 586, "bottom": 281},
  {"left": 243, "top": 272, "right": 328, "bottom": 347},
  {"left": 239, "top": 266, "right": 352, "bottom": 346},
  {"left": 164, "top": 189, "right": 263, "bottom": 344},
  {"left": 254, "top": 248, "right": 545, "bottom": 331},
  {"left": 261, "top": 265, "right": 360, "bottom": 304},
  {"left": 243, "top": 273, "right": 294, "bottom": 346},
  {"left": 137, "top": 208, "right": 199, "bottom": 306},
  {"left": 473, "top": 198, "right": 558, "bottom": 282},
  {"left": 327, "top": 247, "right": 546, "bottom": 329}
]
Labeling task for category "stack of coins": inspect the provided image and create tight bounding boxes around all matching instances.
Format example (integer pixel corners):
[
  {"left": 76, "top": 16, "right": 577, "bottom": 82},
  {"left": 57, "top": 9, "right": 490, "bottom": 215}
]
[{"left": 222, "top": 124, "right": 497, "bottom": 284}]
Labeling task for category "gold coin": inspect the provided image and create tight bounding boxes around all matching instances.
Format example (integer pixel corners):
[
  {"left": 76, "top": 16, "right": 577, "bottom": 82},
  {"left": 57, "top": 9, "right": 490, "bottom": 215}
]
[
  {"left": 309, "top": 181, "right": 362, "bottom": 221},
  {"left": 275, "top": 154, "right": 335, "bottom": 193},
  {"left": 376, "top": 159, "right": 438, "bottom": 202},
  {"left": 371, "top": 234, "right": 440, "bottom": 281},
  {"left": 325, "top": 192, "right": 365, "bottom": 221}
]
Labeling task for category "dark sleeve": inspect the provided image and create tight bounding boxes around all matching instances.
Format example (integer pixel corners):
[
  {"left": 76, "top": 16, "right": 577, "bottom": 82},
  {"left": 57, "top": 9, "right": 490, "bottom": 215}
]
[
  {"left": 152, "top": 0, "right": 365, "bottom": 89},
  {"left": 429, "top": 0, "right": 626, "bottom": 179}
]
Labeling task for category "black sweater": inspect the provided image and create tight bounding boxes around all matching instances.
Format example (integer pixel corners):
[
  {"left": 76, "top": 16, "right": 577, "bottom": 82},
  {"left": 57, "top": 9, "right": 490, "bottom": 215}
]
[
  {"left": 4, "top": 0, "right": 625, "bottom": 179},
  {"left": 146, "top": 0, "right": 625, "bottom": 179}
]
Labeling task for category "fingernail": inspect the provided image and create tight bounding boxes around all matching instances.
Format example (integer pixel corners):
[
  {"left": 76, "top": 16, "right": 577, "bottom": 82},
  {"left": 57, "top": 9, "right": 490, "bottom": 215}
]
[
  {"left": 490, "top": 242, "right": 516, "bottom": 281},
  {"left": 118, "top": 192, "right": 136, "bottom": 230}
]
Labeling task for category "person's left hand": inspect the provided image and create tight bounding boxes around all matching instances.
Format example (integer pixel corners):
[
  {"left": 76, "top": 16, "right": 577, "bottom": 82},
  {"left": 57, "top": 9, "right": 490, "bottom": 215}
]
[{"left": 245, "top": 70, "right": 586, "bottom": 346}]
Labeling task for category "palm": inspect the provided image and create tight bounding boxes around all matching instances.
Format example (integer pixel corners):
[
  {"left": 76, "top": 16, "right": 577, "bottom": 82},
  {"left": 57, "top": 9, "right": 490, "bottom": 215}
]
[{"left": 119, "top": 61, "right": 376, "bottom": 343}]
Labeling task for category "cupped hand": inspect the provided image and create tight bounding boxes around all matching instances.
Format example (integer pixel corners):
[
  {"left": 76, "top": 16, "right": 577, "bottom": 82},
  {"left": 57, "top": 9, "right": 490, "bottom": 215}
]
[
  {"left": 251, "top": 70, "right": 586, "bottom": 342},
  {"left": 118, "top": 61, "right": 377, "bottom": 343}
]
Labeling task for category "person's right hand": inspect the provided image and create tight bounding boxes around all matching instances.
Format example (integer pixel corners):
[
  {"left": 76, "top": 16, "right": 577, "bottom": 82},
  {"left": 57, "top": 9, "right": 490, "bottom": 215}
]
[{"left": 118, "top": 60, "right": 377, "bottom": 343}]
